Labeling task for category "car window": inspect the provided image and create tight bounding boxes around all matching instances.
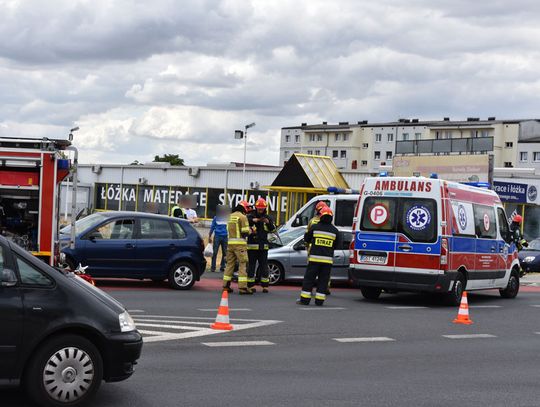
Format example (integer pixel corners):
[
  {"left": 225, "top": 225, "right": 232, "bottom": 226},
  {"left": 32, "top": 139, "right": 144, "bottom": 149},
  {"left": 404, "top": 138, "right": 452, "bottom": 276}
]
[
  {"left": 340, "top": 232, "right": 353, "bottom": 250},
  {"left": 497, "top": 208, "right": 510, "bottom": 242},
  {"left": 296, "top": 202, "right": 316, "bottom": 226},
  {"left": 140, "top": 218, "right": 175, "bottom": 239},
  {"left": 473, "top": 204, "right": 497, "bottom": 239},
  {"left": 335, "top": 200, "right": 356, "bottom": 227},
  {"left": 16, "top": 256, "right": 53, "bottom": 287},
  {"left": 171, "top": 222, "right": 187, "bottom": 239},
  {"left": 90, "top": 219, "right": 134, "bottom": 240}
]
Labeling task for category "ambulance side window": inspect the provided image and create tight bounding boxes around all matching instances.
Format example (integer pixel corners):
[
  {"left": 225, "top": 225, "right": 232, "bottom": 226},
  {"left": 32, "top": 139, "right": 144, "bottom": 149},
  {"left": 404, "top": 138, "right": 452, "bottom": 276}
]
[
  {"left": 497, "top": 208, "right": 511, "bottom": 243},
  {"left": 360, "top": 197, "right": 397, "bottom": 232},
  {"left": 473, "top": 204, "right": 497, "bottom": 239}
]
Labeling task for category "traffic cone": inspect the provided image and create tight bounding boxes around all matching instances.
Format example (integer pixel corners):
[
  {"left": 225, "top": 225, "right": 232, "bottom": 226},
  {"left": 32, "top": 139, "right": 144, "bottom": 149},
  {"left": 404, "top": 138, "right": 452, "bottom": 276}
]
[
  {"left": 211, "top": 290, "right": 233, "bottom": 331},
  {"left": 453, "top": 291, "right": 473, "bottom": 325}
]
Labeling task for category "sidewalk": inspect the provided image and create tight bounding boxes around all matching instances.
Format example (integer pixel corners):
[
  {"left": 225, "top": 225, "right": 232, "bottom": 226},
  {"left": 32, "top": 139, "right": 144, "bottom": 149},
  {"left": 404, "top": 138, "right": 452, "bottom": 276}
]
[{"left": 521, "top": 273, "right": 540, "bottom": 286}]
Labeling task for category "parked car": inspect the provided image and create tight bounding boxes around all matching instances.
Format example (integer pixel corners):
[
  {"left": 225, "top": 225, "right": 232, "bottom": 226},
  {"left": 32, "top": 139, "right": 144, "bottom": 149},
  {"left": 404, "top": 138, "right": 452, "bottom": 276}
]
[
  {"left": 60, "top": 211, "right": 206, "bottom": 290},
  {"left": 266, "top": 227, "right": 354, "bottom": 285},
  {"left": 0, "top": 235, "right": 142, "bottom": 406},
  {"left": 519, "top": 238, "right": 540, "bottom": 273}
]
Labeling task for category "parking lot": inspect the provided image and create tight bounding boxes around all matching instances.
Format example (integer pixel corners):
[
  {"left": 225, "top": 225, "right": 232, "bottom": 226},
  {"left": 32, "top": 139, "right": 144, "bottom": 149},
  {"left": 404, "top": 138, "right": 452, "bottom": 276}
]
[{"left": 4, "top": 274, "right": 540, "bottom": 407}]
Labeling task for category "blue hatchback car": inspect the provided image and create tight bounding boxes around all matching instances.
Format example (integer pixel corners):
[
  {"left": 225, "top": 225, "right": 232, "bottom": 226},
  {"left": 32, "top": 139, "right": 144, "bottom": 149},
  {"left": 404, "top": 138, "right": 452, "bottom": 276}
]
[{"left": 60, "top": 211, "right": 206, "bottom": 289}]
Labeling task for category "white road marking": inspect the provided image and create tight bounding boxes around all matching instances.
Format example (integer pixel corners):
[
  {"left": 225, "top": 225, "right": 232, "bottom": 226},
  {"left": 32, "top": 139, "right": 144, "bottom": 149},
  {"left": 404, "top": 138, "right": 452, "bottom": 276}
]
[
  {"left": 136, "top": 323, "right": 207, "bottom": 331},
  {"left": 535, "top": 332, "right": 540, "bottom": 335},
  {"left": 386, "top": 306, "right": 428, "bottom": 309},
  {"left": 530, "top": 305, "right": 540, "bottom": 308},
  {"left": 202, "top": 340, "right": 275, "bottom": 347},
  {"left": 442, "top": 334, "right": 497, "bottom": 339},
  {"left": 197, "top": 308, "right": 252, "bottom": 312},
  {"left": 134, "top": 318, "right": 212, "bottom": 325},
  {"left": 469, "top": 305, "right": 501, "bottom": 308},
  {"left": 333, "top": 337, "right": 395, "bottom": 343},
  {"left": 129, "top": 310, "right": 145, "bottom": 313},
  {"left": 299, "top": 307, "right": 346, "bottom": 310}
]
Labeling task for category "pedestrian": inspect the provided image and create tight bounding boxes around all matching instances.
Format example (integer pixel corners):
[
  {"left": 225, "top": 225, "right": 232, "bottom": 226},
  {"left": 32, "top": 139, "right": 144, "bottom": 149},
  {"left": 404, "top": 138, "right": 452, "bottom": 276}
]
[
  {"left": 298, "top": 206, "right": 340, "bottom": 306},
  {"left": 208, "top": 205, "right": 229, "bottom": 273},
  {"left": 247, "top": 198, "right": 276, "bottom": 293},
  {"left": 223, "top": 200, "right": 253, "bottom": 295},
  {"left": 182, "top": 196, "right": 199, "bottom": 223},
  {"left": 171, "top": 198, "right": 187, "bottom": 219}
]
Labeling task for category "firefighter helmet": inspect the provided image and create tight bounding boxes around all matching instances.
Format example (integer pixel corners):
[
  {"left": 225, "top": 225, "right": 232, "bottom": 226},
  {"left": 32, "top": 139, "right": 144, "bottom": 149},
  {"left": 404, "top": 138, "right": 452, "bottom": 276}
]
[
  {"left": 513, "top": 214, "right": 523, "bottom": 224},
  {"left": 315, "top": 201, "right": 328, "bottom": 213},
  {"left": 319, "top": 206, "right": 333, "bottom": 219},
  {"left": 239, "top": 200, "right": 251, "bottom": 212},
  {"left": 255, "top": 198, "right": 267, "bottom": 209}
]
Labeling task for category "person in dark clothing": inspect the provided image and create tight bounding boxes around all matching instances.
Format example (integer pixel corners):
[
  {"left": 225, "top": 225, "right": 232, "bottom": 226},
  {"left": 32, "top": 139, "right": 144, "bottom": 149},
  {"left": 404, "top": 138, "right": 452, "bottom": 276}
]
[
  {"left": 298, "top": 207, "right": 340, "bottom": 306},
  {"left": 510, "top": 214, "right": 528, "bottom": 250},
  {"left": 247, "top": 198, "right": 276, "bottom": 293}
]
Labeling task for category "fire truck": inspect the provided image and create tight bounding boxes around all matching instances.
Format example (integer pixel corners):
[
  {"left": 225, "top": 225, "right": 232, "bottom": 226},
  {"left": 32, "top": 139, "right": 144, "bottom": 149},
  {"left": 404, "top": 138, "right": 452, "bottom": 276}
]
[{"left": 0, "top": 136, "right": 76, "bottom": 265}]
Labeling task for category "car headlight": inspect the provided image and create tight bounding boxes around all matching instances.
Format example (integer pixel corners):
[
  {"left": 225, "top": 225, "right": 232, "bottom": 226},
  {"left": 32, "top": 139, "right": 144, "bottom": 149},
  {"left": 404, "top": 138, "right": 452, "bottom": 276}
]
[
  {"left": 119, "top": 311, "right": 136, "bottom": 333},
  {"left": 523, "top": 256, "right": 535, "bottom": 263}
]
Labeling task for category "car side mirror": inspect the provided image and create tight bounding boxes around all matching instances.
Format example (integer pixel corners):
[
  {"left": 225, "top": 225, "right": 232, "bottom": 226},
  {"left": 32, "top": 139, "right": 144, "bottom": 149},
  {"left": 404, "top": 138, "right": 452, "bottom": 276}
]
[
  {"left": 292, "top": 216, "right": 301, "bottom": 227},
  {"left": 1, "top": 269, "right": 17, "bottom": 287},
  {"left": 293, "top": 242, "right": 306, "bottom": 251}
]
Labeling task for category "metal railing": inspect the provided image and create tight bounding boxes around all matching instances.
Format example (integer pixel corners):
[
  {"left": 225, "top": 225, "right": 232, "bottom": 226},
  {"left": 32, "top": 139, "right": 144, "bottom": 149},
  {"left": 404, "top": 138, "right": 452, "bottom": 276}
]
[{"left": 395, "top": 137, "right": 494, "bottom": 155}]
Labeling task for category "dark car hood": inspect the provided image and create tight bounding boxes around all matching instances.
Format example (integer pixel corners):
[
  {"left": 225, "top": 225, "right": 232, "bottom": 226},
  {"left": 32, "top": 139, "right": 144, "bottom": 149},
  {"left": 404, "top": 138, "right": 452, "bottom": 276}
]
[
  {"left": 518, "top": 249, "right": 540, "bottom": 260},
  {"left": 66, "top": 272, "right": 125, "bottom": 314}
]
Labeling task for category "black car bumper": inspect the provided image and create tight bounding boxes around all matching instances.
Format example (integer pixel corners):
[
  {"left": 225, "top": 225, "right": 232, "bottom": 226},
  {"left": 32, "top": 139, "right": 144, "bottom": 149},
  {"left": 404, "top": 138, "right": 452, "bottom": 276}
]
[
  {"left": 103, "top": 331, "right": 143, "bottom": 382},
  {"left": 349, "top": 268, "right": 456, "bottom": 293}
]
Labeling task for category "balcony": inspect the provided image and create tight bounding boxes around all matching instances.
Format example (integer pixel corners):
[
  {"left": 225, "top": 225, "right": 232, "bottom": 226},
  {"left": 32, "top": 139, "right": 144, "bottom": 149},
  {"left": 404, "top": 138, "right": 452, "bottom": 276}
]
[{"left": 395, "top": 137, "right": 494, "bottom": 155}]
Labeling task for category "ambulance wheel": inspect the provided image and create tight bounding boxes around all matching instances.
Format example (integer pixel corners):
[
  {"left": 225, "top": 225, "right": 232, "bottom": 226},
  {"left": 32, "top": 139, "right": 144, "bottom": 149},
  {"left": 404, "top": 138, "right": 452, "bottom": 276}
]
[
  {"left": 499, "top": 270, "right": 520, "bottom": 299},
  {"left": 448, "top": 272, "right": 465, "bottom": 306},
  {"left": 360, "top": 286, "right": 382, "bottom": 300}
]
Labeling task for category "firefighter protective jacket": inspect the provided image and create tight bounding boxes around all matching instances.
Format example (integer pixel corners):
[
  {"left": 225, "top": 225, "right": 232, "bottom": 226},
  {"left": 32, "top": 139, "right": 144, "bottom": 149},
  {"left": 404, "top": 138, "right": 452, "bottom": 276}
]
[
  {"left": 227, "top": 211, "right": 250, "bottom": 245},
  {"left": 247, "top": 213, "right": 276, "bottom": 250},
  {"left": 304, "top": 221, "right": 341, "bottom": 264}
]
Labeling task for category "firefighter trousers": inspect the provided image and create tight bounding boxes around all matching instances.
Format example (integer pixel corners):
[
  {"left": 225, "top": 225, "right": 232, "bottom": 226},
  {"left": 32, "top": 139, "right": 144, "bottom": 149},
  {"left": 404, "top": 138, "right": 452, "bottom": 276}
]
[
  {"left": 223, "top": 245, "right": 248, "bottom": 289},
  {"left": 300, "top": 262, "right": 331, "bottom": 305},
  {"left": 247, "top": 249, "right": 269, "bottom": 287}
]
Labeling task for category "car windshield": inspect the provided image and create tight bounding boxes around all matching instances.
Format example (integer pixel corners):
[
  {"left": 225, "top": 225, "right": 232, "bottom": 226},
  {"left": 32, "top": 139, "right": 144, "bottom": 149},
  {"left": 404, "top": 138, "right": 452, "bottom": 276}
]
[
  {"left": 524, "top": 239, "right": 540, "bottom": 250},
  {"left": 268, "top": 228, "right": 306, "bottom": 247},
  {"left": 60, "top": 213, "right": 109, "bottom": 235}
]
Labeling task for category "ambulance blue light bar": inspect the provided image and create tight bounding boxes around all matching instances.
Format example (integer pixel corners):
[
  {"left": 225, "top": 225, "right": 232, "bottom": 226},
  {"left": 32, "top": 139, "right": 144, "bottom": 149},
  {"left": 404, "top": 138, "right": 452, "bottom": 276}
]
[
  {"left": 429, "top": 173, "right": 438, "bottom": 179},
  {"left": 379, "top": 171, "right": 388, "bottom": 177},
  {"left": 327, "top": 187, "right": 360, "bottom": 194},
  {"left": 461, "top": 182, "right": 491, "bottom": 189}
]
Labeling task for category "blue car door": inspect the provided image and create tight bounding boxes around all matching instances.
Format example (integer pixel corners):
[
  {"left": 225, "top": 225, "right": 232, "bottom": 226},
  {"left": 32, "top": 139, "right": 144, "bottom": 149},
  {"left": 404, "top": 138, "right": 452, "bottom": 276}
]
[
  {"left": 82, "top": 217, "right": 138, "bottom": 277},
  {"left": 135, "top": 217, "right": 180, "bottom": 277}
]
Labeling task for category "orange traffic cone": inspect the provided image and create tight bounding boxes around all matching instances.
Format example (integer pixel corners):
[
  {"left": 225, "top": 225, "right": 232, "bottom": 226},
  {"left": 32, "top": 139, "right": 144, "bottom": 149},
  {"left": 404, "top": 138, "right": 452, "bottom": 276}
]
[
  {"left": 453, "top": 291, "right": 473, "bottom": 325},
  {"left": 211, "top": 290, "right": 233, "bottom": 331}
]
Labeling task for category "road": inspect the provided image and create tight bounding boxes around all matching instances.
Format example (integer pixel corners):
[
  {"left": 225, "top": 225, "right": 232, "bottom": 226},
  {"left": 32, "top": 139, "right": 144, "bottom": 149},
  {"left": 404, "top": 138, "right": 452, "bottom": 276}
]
[{"left": 3, "top": 275, "right": 540, "bottom": 407}]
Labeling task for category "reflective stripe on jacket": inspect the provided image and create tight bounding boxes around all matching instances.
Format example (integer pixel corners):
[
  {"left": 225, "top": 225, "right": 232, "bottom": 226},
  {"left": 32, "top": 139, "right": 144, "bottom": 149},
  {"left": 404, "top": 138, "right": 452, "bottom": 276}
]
[{"left": 304, "top": 221, "right": 340, "bottom": 264}]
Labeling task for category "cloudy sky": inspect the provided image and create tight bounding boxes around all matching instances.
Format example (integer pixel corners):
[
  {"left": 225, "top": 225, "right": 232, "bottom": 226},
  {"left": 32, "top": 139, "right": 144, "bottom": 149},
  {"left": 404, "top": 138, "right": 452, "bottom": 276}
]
[{"left": 1, "top": 0, "right": 539, "bottom": 165}]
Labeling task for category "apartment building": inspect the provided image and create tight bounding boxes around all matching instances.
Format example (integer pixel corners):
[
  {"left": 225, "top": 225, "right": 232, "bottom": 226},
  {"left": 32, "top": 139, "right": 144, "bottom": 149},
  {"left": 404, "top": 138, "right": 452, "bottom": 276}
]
[{"left": 280, "top": 118, "right": 540, "bottom": 171}]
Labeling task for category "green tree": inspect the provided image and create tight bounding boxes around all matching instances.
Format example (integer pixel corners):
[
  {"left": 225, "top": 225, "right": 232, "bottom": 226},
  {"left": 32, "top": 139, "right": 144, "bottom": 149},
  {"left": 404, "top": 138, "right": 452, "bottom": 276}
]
[
  {"left": 129, "top": 160, "right": 143, "bottom": 165},
  {"left": 153, "top": 154, "right": 184, "bottom": 166}
]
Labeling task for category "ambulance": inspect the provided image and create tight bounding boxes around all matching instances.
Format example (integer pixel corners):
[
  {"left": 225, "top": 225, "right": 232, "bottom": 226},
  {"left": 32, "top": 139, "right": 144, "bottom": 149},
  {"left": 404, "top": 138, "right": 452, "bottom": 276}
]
[{"left": 349, "top": 176, "right": 521, "bottom": 305}]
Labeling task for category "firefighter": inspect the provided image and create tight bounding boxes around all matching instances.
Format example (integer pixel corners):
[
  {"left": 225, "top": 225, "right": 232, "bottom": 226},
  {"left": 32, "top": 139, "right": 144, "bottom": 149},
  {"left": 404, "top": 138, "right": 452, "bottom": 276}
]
[
  {"left": 223, "top": 200, "right": 253, "bottom": 295},
  {"left": 510, "top": 214, "right": 528, "bottom": 250},
  {"left": 171, "top": 198, "right": 187, "bottom": 219},
  {"left": 247, "top": 198, "right": 276, "bottom": 293},
  {"left": 307, "top": 201, "right": 332, "bottom": 295},
  {"left": 298, "top": 207, "right": 340, "bottom": 306}
]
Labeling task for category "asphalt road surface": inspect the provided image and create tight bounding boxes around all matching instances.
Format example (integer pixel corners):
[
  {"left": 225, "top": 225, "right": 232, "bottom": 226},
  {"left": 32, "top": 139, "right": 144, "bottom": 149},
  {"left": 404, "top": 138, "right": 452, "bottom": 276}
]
[{"left": 4, "top": 276, "right": 540, "bottom": 407}]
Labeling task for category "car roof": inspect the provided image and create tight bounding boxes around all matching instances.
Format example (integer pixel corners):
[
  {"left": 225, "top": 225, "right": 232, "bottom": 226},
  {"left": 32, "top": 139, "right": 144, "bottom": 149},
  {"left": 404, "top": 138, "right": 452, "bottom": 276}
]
[{"left": 97, "top": 211, "right": 185, "bottom": 222}]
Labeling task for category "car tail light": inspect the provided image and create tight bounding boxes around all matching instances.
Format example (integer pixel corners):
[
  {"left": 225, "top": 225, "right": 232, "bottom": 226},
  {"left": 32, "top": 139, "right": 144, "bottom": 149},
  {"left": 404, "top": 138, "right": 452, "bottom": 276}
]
[
  {"left": 349, "top": 236, "right": 356, "bottom": 262},
  {"left": 440, "top": 238, "right": 448, "bottom": 270}
]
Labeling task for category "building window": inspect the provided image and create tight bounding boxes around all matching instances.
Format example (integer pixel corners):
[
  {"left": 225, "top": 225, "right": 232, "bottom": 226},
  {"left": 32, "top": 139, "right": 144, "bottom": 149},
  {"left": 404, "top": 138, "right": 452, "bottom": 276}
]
[
  {"left": 520, "top": 152, "right": 528, "bottom": 162},
  {"left": 285, "top": 135, "right": 290, "bottom": 143},
  {"left": 534, "top": 152, "right": 540, "bottom": 162},
  {"left": 374, "top": 151, "right": 381, "bottom": 160},
  {"left": 505, "top": 142, "right": 513, "bottom": 148},
  {"left": 309, "top": 134, "right": 315, "bottom": 142},
  {"left": 402, "top": 133, "right": 409, "bottom": 141},
  {"left": 362, "top": 143, "right": 368, "bottom": 148},
  {"left": 504, "top": 162, "right": 513, "bottom": 168},
  {"left": 340, "top": 150, "right": 347, "bottom": 159},
  {"left": 361, "top": 160, "right": 368, "bottom": 166},
  {"left": 387, "top": 133, "right": 394, "bottom": 142},
  {"left": 307, "top": 150, "right": 313, "bottom": 155},
  {"left": 335, "top": 133, "right": 341, "bottom": 141},
  {"left": 295, "top": 135, "right": 300, "bottom": 143},
  {"left": 375, "top": 133, "right": 382, "bottom": 142},
  {"left": 314, "top": 150, "right": 321, "bottom": 155},
  {"left": 435, "top": 131, "right": 441, "bottom": 139},
  {"left": 317, "top": 134, "right": 323, "bottom": 142},
  {"left": 415, "top": 132, "right": 422, "bottom": 140},
  {"left": 332, "top": 150, "right": 338, "bottom": 158},
  {"left": 481, "top": 130, "right": 489, "bottom": 137},
  {"left": 343, "top": 134, "right": 349, "bottom": 141},
  {"left": 386, "top": 151, "right": 392, "bottom": 160},
  {"left": 445, "top": 131, "right": 452, "bottom": 139}
]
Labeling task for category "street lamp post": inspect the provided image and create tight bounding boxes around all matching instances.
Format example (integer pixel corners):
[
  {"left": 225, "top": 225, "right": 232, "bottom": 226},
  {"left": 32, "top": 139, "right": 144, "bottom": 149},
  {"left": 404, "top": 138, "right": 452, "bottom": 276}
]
[{"left": 235, "top": 122, "right": 255, "bottom": 199}]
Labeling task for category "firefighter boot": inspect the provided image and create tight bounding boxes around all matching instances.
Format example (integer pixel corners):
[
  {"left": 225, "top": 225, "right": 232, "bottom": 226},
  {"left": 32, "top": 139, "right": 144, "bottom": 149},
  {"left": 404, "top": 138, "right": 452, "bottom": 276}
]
[
  {"left": 223, "top": 282, "right": 233, "bottom": 293},
  {"left": 315, "top": 299, "right": 324, "bottom": 306},
  {"left": 262, "top": 287, "right": 269, "bottom": 293},
  {"left": 239, "top": 288, "right": 254, "bottom": 295}
]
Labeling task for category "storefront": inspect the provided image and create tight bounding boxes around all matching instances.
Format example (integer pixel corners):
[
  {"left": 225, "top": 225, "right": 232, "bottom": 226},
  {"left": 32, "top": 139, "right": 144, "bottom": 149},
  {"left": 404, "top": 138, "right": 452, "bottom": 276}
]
[{"left": 493, "top": 178, "right": 540, "bottom": 241}]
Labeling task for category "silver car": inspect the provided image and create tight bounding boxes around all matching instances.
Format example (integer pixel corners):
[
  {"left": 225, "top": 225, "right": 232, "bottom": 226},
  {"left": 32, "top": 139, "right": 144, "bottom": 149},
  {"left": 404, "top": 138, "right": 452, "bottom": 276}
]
[{"left": 267, "top": 227, "right": 353, "bottom": 285}]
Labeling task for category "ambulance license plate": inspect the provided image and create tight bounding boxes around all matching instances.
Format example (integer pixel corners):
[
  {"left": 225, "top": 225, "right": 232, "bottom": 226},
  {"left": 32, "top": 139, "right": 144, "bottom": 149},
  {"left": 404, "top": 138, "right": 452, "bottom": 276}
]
[{"left": 360, "top": 255, "right": 386, "bottom": 264}]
